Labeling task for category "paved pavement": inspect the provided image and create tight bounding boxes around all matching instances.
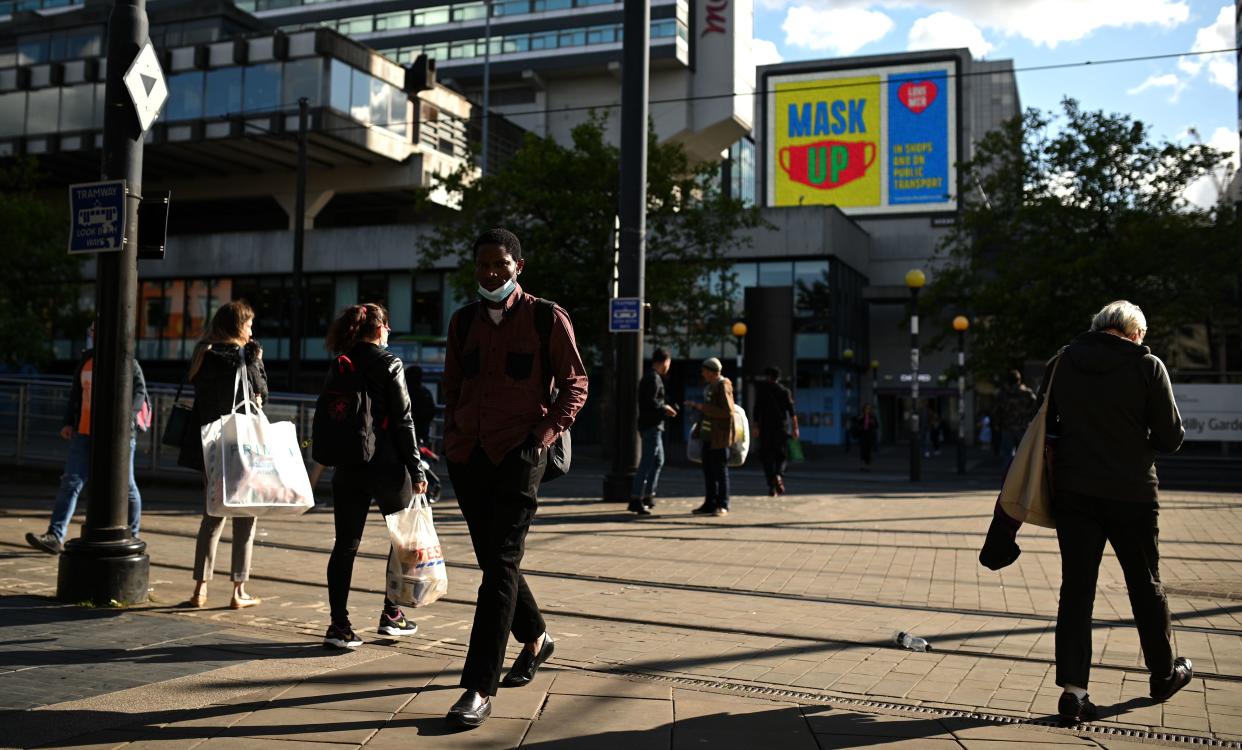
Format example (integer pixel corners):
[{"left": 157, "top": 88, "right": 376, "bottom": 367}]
[{"left": 1, "top": 451, "right": 1240, "bottom": 749}]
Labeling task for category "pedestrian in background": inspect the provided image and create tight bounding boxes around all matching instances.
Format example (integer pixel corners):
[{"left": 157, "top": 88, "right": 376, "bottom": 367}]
[
  {"left": 998, "top": 370, "right": 1036, "bottom": 457},
  {"left": 1044, "top": 300, "right": 1192, "bottom": 724},
  {"left": 752, "top": 366, "right": 798, "bottom": 496},
  {"left": 404, "top": 365, "right": 438, "bottom": 450},
  {"left": 180, "top": 301, "right": 266, "bottom": 610},
  {"left": 685, "top": 357, "right": 735, "bottom": 516},
  {"left": 857, "top": 402, "right": 877, "bottom": 471},
  {"left": 630, "top": 347, "right": 676, "bottom": 515},
  {"left": 26, "top": 321, "right": 149, "bottom": 555},
  {"left": 322, "top": 303, "right": 427, "bottom": 650},
  {"left": 441, "top": 228, "right": 588, "bottom": 728}
]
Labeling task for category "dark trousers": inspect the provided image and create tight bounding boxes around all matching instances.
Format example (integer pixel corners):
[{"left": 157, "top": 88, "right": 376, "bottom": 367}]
[
  {"left": 758, "top": 436, "right": 788, "bottom": 491},
  {"left": 859, "top": 433, "right": 874, "bottom": 465},
  {"left": 701, "top": 444, "right": 730, "bottom": 510},
  {"left": 327, "top": 462, "right": 410, "bottom": 624},
  {"left": 1053, "top": 489, "right": 1174, "bottom": 689},
  {"left": 448, "top": 445, "right": 547, "bottom": 696}
]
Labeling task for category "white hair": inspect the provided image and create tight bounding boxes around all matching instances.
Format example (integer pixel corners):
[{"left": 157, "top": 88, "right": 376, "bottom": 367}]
[{"left": 1090, "top": 300, "right": 1147, "bottom": 338}]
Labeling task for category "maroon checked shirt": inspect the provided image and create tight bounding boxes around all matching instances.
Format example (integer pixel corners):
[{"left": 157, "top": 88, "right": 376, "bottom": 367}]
[{"left": 442, "top": 285, "right": 589, "bottom": 466}]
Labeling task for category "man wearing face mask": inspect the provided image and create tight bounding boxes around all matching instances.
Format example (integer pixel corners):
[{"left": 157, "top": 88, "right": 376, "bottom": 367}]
[{"left": 441, "top": 228, "right": 589, "bottom": 728}]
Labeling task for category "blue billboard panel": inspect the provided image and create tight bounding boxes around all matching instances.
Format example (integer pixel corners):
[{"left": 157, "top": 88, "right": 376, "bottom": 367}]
[{"left": 887, "top": 70, "right": 951, "bottom": 206}]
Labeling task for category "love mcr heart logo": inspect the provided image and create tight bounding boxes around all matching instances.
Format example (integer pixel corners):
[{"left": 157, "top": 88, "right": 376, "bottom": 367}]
[{"left": 898, "top": 81, "right": 938, "bottom": 115}]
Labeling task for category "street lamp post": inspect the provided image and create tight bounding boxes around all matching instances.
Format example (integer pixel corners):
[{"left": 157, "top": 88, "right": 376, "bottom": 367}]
[
  {"left": 905, "top": 269, "right": 925, "bottom": 482},
  {"left": 843, "top": 348, "right": 854, "bottom": 452},
  {"left": 731, "top": 320, "right": 747, "bottom": 406},
  {"left": 953, "top": 315, "right": 970, "bottom": 475}
]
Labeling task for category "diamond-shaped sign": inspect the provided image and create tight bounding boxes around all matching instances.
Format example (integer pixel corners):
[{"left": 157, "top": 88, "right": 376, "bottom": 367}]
[{"left": 123, "top": 42, "right": 168, "bottom": 133}]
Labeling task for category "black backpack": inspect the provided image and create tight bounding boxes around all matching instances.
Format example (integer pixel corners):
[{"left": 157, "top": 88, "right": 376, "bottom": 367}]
[
  {"left": 312, "top": 353, "right": 377, "bottom": 467},
  {"left": 456, "top": 298, "right": 572, "bottom": 482}
]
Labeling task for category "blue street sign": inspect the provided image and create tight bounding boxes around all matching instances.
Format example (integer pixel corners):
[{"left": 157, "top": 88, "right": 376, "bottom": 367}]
[
  {"left": 69, "top": 180, "right": 127, "bottom": 254},
  {"left": 609, "top": 297, "right": 642, "bottom": 332}
]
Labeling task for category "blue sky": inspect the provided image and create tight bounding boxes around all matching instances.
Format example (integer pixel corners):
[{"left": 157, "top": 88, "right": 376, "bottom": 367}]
[{"left": 750, "top": 0, "right": 1239, "bottom": 207}]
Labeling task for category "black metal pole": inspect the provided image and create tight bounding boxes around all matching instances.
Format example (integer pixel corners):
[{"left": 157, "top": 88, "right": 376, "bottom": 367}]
[
  {"left": 58, "top": 0, "right": 150, "bottom": 605},
  {"left": 601, "top": 0, "right": 648, "bottom": 501},
  {"left": 288, "top": 97, "right": 308, "bottom": 391},
  {"left": 909, "top": 288, "right": 921, "bottom": 482},
  {"left": 956, "top": 328, "right": 966, "bottom": 475}
]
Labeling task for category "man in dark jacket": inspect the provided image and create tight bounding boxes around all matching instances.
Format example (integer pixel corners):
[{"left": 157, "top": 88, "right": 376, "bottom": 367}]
[
  {"left": 442, "top": 228, "right": 588, "bottom": 728},
  {"left": 998, "top": 369, "right": 1036, "bottom": 456},
  {"left": 753, "top": 366, "right": 799, "bottom": 496},
  {"left": 629, "top": 347, "right": 676, "bottom": 515},
  {"left": 26, "top": 325, "right": 149, "bottom": 554},
  {"left": 404, "top": 365, "right": 438, "bottom": 449},
  {"left": 1043, "top": 300, "right": 1192, "bottom": 724}
]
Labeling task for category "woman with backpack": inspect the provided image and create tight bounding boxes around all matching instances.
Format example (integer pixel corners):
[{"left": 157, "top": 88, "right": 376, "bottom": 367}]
[
  {"left": 179, "top": 301, "right": 267, "bottom": 610},
  {"left": 320, "top": 303, "right": 428, "bottom": 649}
]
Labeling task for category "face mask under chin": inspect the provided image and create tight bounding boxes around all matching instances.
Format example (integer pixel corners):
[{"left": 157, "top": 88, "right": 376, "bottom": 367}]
[{"left": 478, "top": 277, "right": 517, "bottom": 303}]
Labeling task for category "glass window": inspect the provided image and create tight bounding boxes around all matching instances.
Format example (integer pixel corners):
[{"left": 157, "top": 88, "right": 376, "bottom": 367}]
[
  {"left": 369, "top": 77, "right": 390, "bottom": 128},
  {"left": 794, "top": 260, "right": 829, "bottom": 315},
  {"left": 450, "top": 40, "right": 476, "bottom": 59},
  {"left": 493, "top": 0, "right": 529, "bottom": 15},
  {"left": 166, "top": 71, "right": 204, "bottom": 121},
  {"left": 503, "top": 36, "right": 529, "bottom": 53},
  {"left": 18, "top": 37, "right": 48, "bottom": 65},
  {"left": 93, "top": 82, "right": 106, "bottom": 128},
  {"left": 283, "top": 58, "right": 322, "bottom": 107},
  {"left": 338, "top": 15, "right": 373, "bottom": 34},
  {"left": 59, "top": 83, "right": 94, "bottom": 131},
  {"left": 304, "top": 277, "right": 335, "bottom": 337},
  {"left": 559, "top": 29, "right": 586, "bottom": 47},
  {"left": 204, "top": 67, "right": 243, "bottom": 118},
  {"left": 424, "top": 42, "right": 449, "bottom": 59},
  {"left": 163, "top": 279, "right": 187, "bottom": 357},
  {"left": 350, "top": 67, "right": 370, "bottom": 122},
  {"left": 138, "top": 280, "right": 168, "bottom": 357},
  {"left": 387, "top": 87, "right": 408, "bottom": 136},
  {"left": 329, "top": 59, "right": 351, "bottom": 113},
  {"left": 452, "top": 2, "right": 485, "bottom": 21},
  {"left": 25, "top": 88, "right": 59, "bottom": 134},
  {"left": 63, "top": 29, "right": 101, "bottom": 59},
  {"left": 0, "top": 92, "right": 27, "bottom": 137},
  {"left": 243, "top": 62, "right": 281, "bottom": 113},
  {"left": 533, "top": 0, "right": 571, "bottom": 10},
  {"left": 586, "top": 26, "right": 614, "bottom": 44},
  {"left": 375, "top": 10, "right": 411, "bottom": 30},
  {"left": 758, "top": 261, "right": 792, "bottom": 287},
  {"left": 414, "top": 6, "right": 450, "bottom": 25},
  {"left": 652, "top": 19, "right": 675, "bottom": 37},
  {"left": 358, "top": 274, "right": 387, "bottom": 307},
  {"left": 186, "top": 280, "right": 210, "bottom": 341},
  {"left": 411, "top": 273, "right": 442, "bottom": 336},
  {"left": 530, "top": 32, "right": 555, "bottom": 50}
]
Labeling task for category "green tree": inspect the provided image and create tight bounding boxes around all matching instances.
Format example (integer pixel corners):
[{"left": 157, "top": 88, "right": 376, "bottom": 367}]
[
  {"left": 0, "top": 159, "right": 85, "bottom": 369},
  {"left": 417, "top": 115, "right": 766, "bottom": 366},
  {"left": 925, "top": 98, "right": 1240, "bottom": 376}
]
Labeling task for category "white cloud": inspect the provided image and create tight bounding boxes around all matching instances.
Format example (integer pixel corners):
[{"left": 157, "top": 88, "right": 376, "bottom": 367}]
[
  {"left": 1126, "top": 73, "right": 1187, "bottom": 102},
  {"left": 907, "top": 11, "right": 993, "bottom": 57},
  {"left": 1177, "top": 5, "right": 1236, "bottom": 90},
  {"left": 752, "top": 37, "right": 785, "bottom": 67},
  {"left": 1183, "top": 126, "right": 1240, "bottom": 210},
  {"left": 765, "top": 0, "right": 1190, "bottom": 48},
  {"left": 781, "top": 6, "right": 895, "bottom": 54}
]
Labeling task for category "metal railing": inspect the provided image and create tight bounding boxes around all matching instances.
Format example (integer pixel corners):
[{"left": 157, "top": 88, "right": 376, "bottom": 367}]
[{"left": 0, "top": 376, "right": 442, "bottom": 474}]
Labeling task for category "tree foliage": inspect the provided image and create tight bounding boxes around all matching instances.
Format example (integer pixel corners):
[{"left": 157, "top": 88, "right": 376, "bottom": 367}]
[
  {"left": 416, "top": 115, "right": 765, "bottom": 367},
  {"left": 0, "top": 159, "right": 85, "bottom": 369},
  {"left": 924, "top": 98, "right": 1240, "bottom": 376}
]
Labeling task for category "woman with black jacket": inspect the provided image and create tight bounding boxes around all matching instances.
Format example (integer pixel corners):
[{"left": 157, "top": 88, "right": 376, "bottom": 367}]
[
  {"left": 321, "top": 303, "right": 428, "bottom": 649},
  {"left": 179, "top": 301, "right": 268, "bottom": 610}
]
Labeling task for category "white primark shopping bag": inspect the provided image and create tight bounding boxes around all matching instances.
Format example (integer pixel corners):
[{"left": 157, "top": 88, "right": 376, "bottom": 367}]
[
  {"left": 385, "top": 494, "right": 448, "bottom": 608},
  {"left": 201, "top": 363, "right": 314, "bottom": 517}
]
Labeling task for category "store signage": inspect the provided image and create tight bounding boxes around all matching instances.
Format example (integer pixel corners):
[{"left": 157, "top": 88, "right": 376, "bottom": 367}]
[
  {"left": 703, "top": 0, "right": 727, "bottom": 35},
  {"left": 1172, "top": 384, "right": 1242, "bottom": 442}
]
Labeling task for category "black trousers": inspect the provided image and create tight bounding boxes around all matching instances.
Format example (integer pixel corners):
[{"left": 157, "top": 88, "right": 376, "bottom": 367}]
[
  {"left": 1053, "top": 489, "right": 1174, "bottom": 689},
  {"left": 701, "top": 444, "right": 730, "bottom": 510},
  {"left": 758, "top": 436, "right": 788, "bottom": 490},
  {"left": 327, "top": 462, "right": 410, "bottom": 624},
  {"left": 448, "top": 445, "right": 546, "bottom": 696}
]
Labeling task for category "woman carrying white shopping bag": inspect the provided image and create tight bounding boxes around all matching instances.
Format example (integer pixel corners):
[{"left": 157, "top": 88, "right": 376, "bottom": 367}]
[
  {"left": 179, "top": 301, "right": 268, "bottom": 610},
  {"left": 314, "top": 304, "right": 428, "bottom": 650}
]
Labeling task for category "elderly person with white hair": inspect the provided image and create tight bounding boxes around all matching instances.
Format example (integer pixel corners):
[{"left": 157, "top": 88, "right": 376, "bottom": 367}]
[{"left": 1042, "top": 300, "right": 1191, "bottom": 724}]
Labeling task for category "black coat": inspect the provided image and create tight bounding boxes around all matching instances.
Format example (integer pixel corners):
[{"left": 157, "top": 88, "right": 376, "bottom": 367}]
[
  {"left": 636, "top": 368, "right": 668, "bottom": 432},
  {"left": 1043, "top": 331, "right": 1184, "bottom": 503},
  {"left": 333, "top": 343, "right": 426, "bottom": 485},
  {"left": 178, "top": 342, "right": 269, "bottom": 472}
]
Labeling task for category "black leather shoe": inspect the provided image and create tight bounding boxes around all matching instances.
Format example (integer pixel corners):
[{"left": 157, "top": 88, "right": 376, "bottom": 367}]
[
  {"left": 1151, "top": 657, "right": 1193, "bottom": 702},
  {"left": 501, "top": 633, "right": 555, "bottom": 687},
  {"left": 446, "top": 690, "right": 491, "bottom": 728},
  {"left": 628, "top": 502, "right": 652, "bottom": 516},
  {"left": 642, "top": 496, "right": 656, "bottom": 509},
  {"left": 691, "top": 503, "right": 715, "bottom": 515},
  {"left": 1057, "top": 692, "right": 1099, "bottom": 724}
]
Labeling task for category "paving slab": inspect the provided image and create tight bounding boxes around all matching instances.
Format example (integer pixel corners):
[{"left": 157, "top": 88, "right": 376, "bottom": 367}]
[
  {"left": 221, "top": 706, "right": 390, "bottom": 744},
  {"left": 802, "top": 707, "right": 956, "bottom": 740},
  {"left": 671, "top": 691, "right": 817, "bottom": 750},
  {"left": 367, "top": 715, "right": 532, "bottom": 750},
  {"left": 520, "top": 694, "right": 672, "bottom": 749}
]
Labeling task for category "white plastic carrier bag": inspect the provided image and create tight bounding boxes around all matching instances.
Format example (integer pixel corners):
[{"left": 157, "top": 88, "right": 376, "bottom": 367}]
[
  {"left": 385, "top": 494, "right": 448, "bottom": 607},
  {"left": 728, "top": 403, "right": 751, "bottom": 467},
  {"left": 201, "top": 363, "right": 314, "bottom": 517}
]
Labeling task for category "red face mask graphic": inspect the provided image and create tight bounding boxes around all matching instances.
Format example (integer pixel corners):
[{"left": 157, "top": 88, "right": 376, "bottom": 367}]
[{"left": 779, "top": 141, "right": 877, "bottom": 190}]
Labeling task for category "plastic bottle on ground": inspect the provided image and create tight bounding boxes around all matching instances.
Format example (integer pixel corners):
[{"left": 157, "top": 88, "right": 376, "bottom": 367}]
[{"left": 893, "top": 631, "right": 931, "bottom": 652}]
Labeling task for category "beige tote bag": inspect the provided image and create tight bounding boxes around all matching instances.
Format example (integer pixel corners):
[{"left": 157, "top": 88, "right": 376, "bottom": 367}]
[{"left": 998, "top": 359, "right": 1060, "bottom": 529}]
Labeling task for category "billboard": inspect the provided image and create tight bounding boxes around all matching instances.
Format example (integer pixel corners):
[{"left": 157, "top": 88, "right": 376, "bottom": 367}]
[{"left": 764, "top": 60, "right": 958, "bottom": 215}]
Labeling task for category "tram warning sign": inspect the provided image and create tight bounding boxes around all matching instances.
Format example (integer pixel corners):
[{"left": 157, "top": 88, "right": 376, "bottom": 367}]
[{"left": 69, "top": 180, "right": 127, "bottom": 254}]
